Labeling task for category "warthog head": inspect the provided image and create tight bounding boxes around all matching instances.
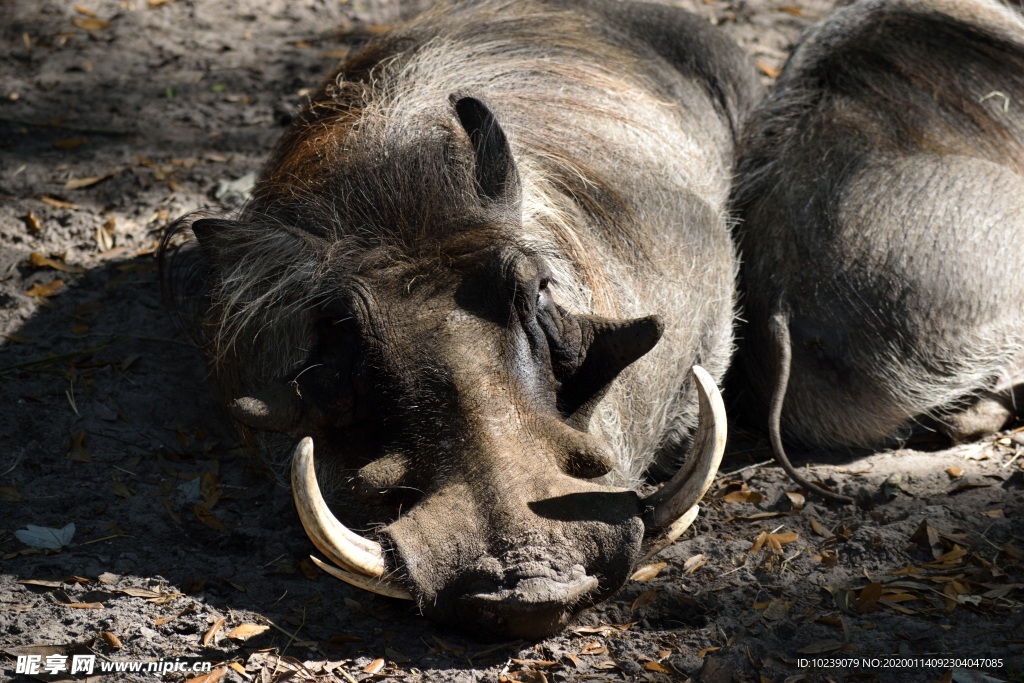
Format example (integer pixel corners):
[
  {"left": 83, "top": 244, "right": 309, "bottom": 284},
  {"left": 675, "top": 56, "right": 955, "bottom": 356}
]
[
  {"left": 205, "top": 99, "right": 727, "bottom": 637},
  {"left": 174, "top": 0, "right": 735, "bottom": 636},
  {"left": 216, "top": 177, "right": 727, "bottom": 635}
]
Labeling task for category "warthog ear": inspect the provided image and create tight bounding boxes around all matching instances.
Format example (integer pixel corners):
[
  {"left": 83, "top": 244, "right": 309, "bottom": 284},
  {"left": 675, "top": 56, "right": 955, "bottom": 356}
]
[
  {"left": 452, "top": 95, "right": 521, "bottom": 208},
  {"left": 558, "top": 314, "right": 664, "bottom": 429},
  {"left": 190, "top": 217, "right": 238, "bottom": 255}
]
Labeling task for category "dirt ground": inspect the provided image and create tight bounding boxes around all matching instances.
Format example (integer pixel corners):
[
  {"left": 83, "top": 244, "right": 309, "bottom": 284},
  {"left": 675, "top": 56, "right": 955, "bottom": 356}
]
[{"left": 1, "top": 0, "right": 1022, "bottom": 681}]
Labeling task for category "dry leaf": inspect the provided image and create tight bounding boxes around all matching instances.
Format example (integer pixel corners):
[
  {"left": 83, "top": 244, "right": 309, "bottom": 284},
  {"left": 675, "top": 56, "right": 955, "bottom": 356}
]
[
  {"left": 74, "top": 5, "right": 97, "bottom": 16},
  {"left": 722, "top": 489, "right": 764, "bottom": 504},
  {"left": 19, "top": 579, "right": 64, "bottom": 589},
  {"left": 363, "top": 658, "right": 385, "bottom": 674},
  {"left": 62, "top": 602, "right": 104, "bottom": 609},
  {"left": 880, "top": 600, "right": 918, "bottom": 615},
  {"left": 630, "top": 588, "right": 658, "bottom": 611},
  {"left": 511, "top": 659, "right": 559, "bottom": 669},
  {"left": 929, "top": 544, "right": 968, "bottom": 567},
  {"left": 298, "top": 557, "right": 319, "bottom": 580},
  {"left": 65, "top": 175, "right": 106, "bottom": 190},
  {"left": 41, "top": 196, "right": 77, "bottom": 209},
  {"left": 683, "top": 553, "right": 707, "bottom": 575},
  {"left": 155, "top": 609, "right": 188, "bottom": 626},
  {"left": 194, "top": 504, "right": 228, "bottom": 531},
  {"left": 810, "top": 518, "right": 831, "bottom": 537},
  {"left": 946, "top": 466, "right": 964, "bottom": 478},
  {"left": 99, "top": 631, "right": 122, "bottom": 649},
  {"left": 110, "top": 480, "right": 133, "bottom": 499},
  {"left": 644, "top": 661, "right": 671, "bottom": 673},
  {"left": 819, "top": 549, "right": 839, "bottom": 567},
  {"left": 580, "top": 641, "right": 606, "bottom": 655},
  {"left": 943, "top": 582, "right": 966, "bottom": 613},
  {"left": 30, "top": 252, "right": 84, "bottom": 273},
  {"left": 200, "top": 471, "right": 221, "bottom": 508},
  {"left": 186, "top": 667, "right": 226, "bottom": 683},
  {"left": 762, "top": 599, "right": 790, "bottom": 620},
  {"left": 697, "top": 646, "right": 720, "bottom": 658},
  {"left": 72, "top": 17, "right": 111, "bottom": 30},
  {"left": 751, "top": 531, "right": 798, "bottom": 553},
  {"left": 226, "top": 623, "right": 269, "bottom": 641},
  {"left": 96, "top": 217, "right": 116, "bottom": 251},
  {"left": 725, "top": 511, "right": 785, "bottom": 522},
  {"left": 786, "top": 491, "right": 805, "bottom": 510},
  {"left": 203, "top": 617, "right": 225, "bottom": 646},
  {"left": 0, "top": 486, "right": 23, "bottom": 502},
  {"left": 26, "top": 280, "right": 64, "bottom": 298},
  {"left": 118, "top": 586, "right": 165, "bottom": 599},
  {"left": 16, "top": 523, "right": 75, "bottom": 549},
  {"left": 910, "top": 519, "right": 943, "bottom": 559},
  {"left": 572, "top": 623, "right": 635, "bottom": 636},
  {"left": 23, "top": 211, "right": 42, "bottom": 233},
  {"left": 983, "top": 584, "right": 1023, "bottom": 600},
  {"left": 162, "top": 498, "right": 182, "bottom": 525},
  {"left": 1003, "top": 542, "right": 1023, "bottom": 561},
  {"left": 630, "top": 562, "right": 666, "bottom": 581},
  {"left": 855, "top": 582, "right": 883, "bottom": 613},
  {"left": 948, "top": 481, "right": 991, "bottom": 494}
]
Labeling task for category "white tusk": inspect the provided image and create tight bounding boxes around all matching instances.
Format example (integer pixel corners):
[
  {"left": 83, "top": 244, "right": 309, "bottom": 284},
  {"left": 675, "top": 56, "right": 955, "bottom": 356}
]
[
  {"left": 639, "top": 505, "right": 700, "bottom": 563},
  {"left": 309, "top": 555, "right": 413, "bottom": 600},
  {"left": 643, "top": 366, "right": 726, "bottom": 531},
  {"left": 291, "top": 437, "right": 386, "bottom": 578}
]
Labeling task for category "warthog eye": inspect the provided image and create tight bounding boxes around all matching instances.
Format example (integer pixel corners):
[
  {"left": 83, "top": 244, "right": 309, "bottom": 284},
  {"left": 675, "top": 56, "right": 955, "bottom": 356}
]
[
  {"left": 534, "top": 286, "right": 663, "bottom": 427},
  {"left": 533, "top": 280, "right": 581, "bottom": 398}
]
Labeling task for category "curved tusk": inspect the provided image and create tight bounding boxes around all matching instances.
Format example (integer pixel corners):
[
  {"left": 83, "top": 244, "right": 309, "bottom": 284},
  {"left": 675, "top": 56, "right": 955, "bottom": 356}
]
[
  {"left": 309, "top": 555, "right": 413, "bottom": 600},
  {"left": 291, "top": 437, "right": 386, "bottom": 577},
  {"left": 639, "top": 505, "right": 700, "bottom": 563},
  {"left": 642, "top": 366, "right": 727, "bottom": 531}
]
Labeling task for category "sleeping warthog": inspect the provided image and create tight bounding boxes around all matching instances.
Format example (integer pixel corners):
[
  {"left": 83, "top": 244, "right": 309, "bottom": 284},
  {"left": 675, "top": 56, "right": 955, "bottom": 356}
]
[
  {"left": 164, "top": 0, "right": 761, "bottom": 637},
  {"left": 732, "top": 0, "right": 1024, "bottom": 499}
]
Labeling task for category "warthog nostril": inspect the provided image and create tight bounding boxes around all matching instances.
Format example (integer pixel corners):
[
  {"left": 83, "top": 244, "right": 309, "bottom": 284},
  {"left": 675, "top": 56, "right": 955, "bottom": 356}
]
[
  {"left": 455, "top": 572, "right": 602, "bottom": 638},
  {"left": 463, "top": 573, "right": 598, "bottom": 610}
]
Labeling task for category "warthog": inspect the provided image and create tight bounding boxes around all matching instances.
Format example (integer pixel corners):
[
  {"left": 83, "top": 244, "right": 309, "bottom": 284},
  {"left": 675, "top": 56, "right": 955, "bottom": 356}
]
[
  {"left": 732, "top": 0, "right": 1024, "bottom": 500},
  {"left": 163, "top": 0, "right": 761, "bottom": 636}
]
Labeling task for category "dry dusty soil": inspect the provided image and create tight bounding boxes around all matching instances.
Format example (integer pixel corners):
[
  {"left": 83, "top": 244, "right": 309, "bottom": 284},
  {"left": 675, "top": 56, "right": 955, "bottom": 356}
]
[{"left": 1, "top": 1, "right": 1022, "bottom": 681}]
